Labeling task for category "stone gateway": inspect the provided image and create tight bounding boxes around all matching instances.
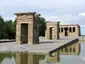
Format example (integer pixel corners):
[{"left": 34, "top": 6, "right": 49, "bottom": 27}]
[
  {"left": 15, "top": 12, "right": 40, "bottom": 44},
  {"left": 45, "top": 22, "right": 60, "bottom": 40}
]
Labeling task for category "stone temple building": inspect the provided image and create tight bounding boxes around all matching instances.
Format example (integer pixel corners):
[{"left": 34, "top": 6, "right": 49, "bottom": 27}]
[
  {"left": 45, "top": 22, "right": 60, "bottom": 40},
  {"left": 45, "top": 22, "right": 81, "bottom": 39},
  {"left": 15, "top": 11, "right": 81, "bottom": 44},
  {"left": 59, "top": 24, "right": 81, "bottom": 37},
  {"left": 15, "top": 12, "right": 40, "bottom": 44}
]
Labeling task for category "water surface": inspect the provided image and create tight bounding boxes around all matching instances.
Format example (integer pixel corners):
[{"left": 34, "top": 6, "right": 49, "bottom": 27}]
[{"left": 0, "top": 41, "right": 85, "bottom": 64}]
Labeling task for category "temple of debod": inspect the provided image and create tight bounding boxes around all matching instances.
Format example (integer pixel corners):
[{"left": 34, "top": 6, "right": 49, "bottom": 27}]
[
  {"left": 13, "top": 12, "right": 81, "bottom": 63},
  {"left": 0, "top": 12, "right": 82, "bottom": 64},
  {"left": 14, "top": 12, "right": 81, "bottom": 44},
  {"left": 15, "top": 12, "right": 40, "bottom": 44},
  {"left": 45, "top": 22, "right": 81, "bottom": 40}
]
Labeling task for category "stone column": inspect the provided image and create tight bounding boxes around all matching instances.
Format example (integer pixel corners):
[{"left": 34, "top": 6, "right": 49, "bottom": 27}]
[{"left": 56, "top": 22, "right": 60, "bottom": 39}]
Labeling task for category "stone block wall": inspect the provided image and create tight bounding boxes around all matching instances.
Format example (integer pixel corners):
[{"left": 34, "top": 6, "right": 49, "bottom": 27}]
[
  {"left": 15, "top": 12, "right": 40, "bottom": 44},
  {"left": 59, "top": 25, "right": 81, "bottom": 37},
  {"left": 45, "top": 22, "right": 60, "bottom": 40}
]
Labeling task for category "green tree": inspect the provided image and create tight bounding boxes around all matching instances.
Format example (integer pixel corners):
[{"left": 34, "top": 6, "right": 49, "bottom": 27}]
[
  {"left": 12, "top": 20, "right": 16, "bottom": 39},
  {"left": 38, "top": 17, "right": 46, "bottom": 36},
  {"left": 0, "top": 16, "right": 46, "bottom": 39},
  {"left": 0, "top": 16, "right": 5, "bottom": 39},
  {"left": 0, "top": 15, "right": 16, "bottom": 39},
  {"left": 1, "top": 20, "right": 16, "bottom": 39},
  {"left": 5, "top": 20, "right": 16, "bottom": 39}
]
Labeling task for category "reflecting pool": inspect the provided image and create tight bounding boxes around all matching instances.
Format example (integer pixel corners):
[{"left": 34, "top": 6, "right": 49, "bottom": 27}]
[{"left": 0, "top": 41, "right": 85, "bottom": 64}]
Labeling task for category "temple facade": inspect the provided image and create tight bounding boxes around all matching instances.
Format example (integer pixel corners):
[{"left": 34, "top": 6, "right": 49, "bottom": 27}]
[
  {"left": 59, "top": 24, "right": 81, "bottom": 37},
  {"left": 45, "top": 23, "right": 81, "bottom": 39},
  {"left": 45, "top": 22, "right": 60, "bottom": 40},
  {"left": 15, "top": 12, "right": 40, "bottom": 44}
]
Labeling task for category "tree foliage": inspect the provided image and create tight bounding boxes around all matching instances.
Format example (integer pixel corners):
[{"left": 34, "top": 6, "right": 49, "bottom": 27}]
[
  {"left": 0, "top": 16, "right": 16, "bottom": 39},
  {"left": 0, "top": 16, "right": 46, "bottom": 39},
  {"left": 38, "top": 17, "right": 46, "bottom": 36}
]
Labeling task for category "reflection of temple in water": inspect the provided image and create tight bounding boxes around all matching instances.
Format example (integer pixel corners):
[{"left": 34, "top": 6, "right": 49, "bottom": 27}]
[
  {"left": 60, "top": 43, "right": 80, "bottom": 55},
  {"left": 16, "top": 53, "right": 45, "bottom": 64},
  {"left": 16, "top": 53, "right": 61, "bottom": 64}
]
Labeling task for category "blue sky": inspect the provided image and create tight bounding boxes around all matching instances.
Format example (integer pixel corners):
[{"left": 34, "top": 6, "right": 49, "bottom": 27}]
[{"left": 0, "top": 0, "right": 85, "bottom": 35}]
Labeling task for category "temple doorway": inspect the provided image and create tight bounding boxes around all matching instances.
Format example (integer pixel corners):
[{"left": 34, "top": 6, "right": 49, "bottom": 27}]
[
  {"left": 64, "top": 27, "right": 68, "bottom": 36},
  {"left": 21, "top": 23, "right": 28, "bottom": 44},
  {"left": 49, "top": 28, "right": 52, "bottom": 39}
]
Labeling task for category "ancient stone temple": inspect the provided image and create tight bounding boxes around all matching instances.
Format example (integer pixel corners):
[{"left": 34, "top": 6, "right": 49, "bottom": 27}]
[
  {"left": 45, "top": 22, "right": 60, "bottom": 40},
  {"left": 15, "top": 12, "right": 40, "bottom": 44},
  {"left": 59, "top": 24, "right": 81, "bottom": 37}
]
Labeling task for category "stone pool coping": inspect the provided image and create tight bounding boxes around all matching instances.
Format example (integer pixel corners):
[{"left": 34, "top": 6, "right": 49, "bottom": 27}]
[{"left": 0, "top": 37, "right": 79, "bottom": 55}]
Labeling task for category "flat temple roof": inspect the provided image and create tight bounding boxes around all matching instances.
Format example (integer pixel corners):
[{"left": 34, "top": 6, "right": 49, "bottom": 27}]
[
  {"left": 60, "top": 24, "right": 80, "bottom": 26},
  {"left": 14, "top": 12, "right": 36, "bottom": 15},
  {"left": 46, "top": 22, "right": 60, "bottom": 24}
]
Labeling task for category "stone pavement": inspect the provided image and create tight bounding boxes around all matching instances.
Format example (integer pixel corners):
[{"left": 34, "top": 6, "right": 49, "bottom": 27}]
[{"left": 0, "top": 37, "right": 79, "bottom": 55}]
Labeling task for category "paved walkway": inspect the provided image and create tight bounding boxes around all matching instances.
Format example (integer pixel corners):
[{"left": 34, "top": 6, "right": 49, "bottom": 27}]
[{"left": 0, "top": 37, "right": 78, "bottom": 55}]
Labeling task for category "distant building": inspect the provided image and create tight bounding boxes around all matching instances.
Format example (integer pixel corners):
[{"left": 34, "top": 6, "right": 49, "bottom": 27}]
[
  {"left": 59, "top": 24, "right": 81, "bottom": 37},
  {"left": 45, "top": 22, "right": 60, "bottom": 40},
  {"left": 45, "top": 23, "right": 81, "bottom": 39}
]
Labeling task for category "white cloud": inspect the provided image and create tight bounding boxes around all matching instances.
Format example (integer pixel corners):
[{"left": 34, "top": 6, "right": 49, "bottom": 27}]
[
  {"left": 80, "top": 25, "right": 85, "bottom": 27},
  {"left": 0, "top": 0, "right": 85, "bottom": 21},
  {"left": 0, "top": 0, "right": 85, "bottom": 13},
  {"left": 2, "top": 16, "right": 15, "bottom": 21},
  {"left": 42, "top": 13, "right": 78, "bottom": 24},
  {"left": 0, "top": 0, "right": 85, "bottom": 34},
  {"left": 78, "top": 12, "right": 85, "bottom": 16}
]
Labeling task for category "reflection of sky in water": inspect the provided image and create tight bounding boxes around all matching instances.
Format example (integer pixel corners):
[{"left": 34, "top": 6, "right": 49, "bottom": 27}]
[
  {"left": 1, "top": 56, "right": 15, "bottom": 64},
  {"left": 60, "top": 42, "right": 85, "bottom": 64}
]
